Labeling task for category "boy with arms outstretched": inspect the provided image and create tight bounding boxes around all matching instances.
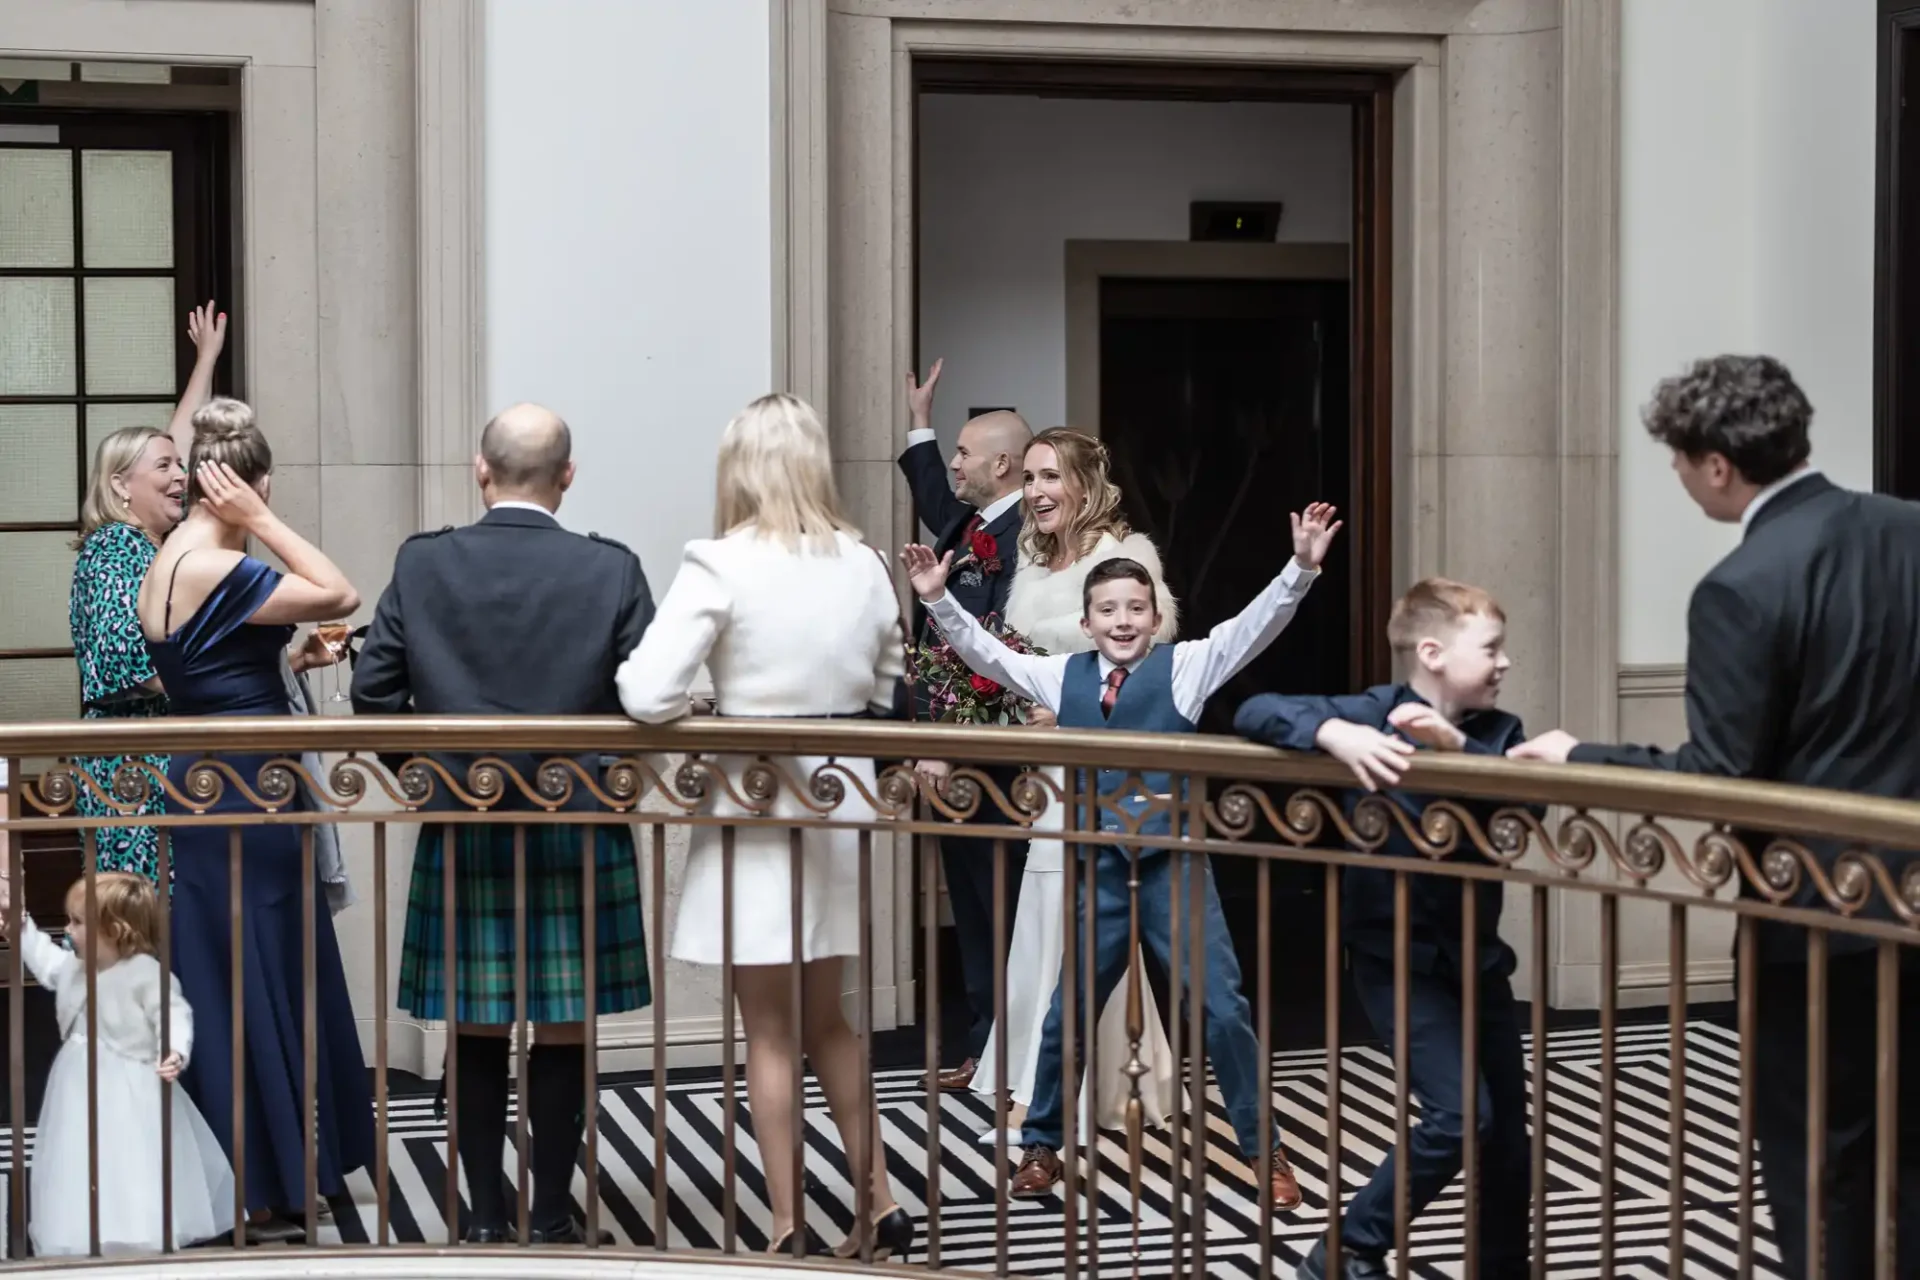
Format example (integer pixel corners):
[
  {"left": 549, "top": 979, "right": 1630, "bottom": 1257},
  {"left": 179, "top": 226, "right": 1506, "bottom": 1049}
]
[{"left": 900, "top": 501, "right": 1341, "bottom": 1211}]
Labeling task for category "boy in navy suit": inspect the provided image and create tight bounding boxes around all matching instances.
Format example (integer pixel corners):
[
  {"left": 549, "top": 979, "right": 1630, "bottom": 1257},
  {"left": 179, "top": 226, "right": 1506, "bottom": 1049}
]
[
  {"left": 901, "top": 500, "right": 1341, "bottom": 1212},
  {"left": 1234, "top": 579, "right": 1534, "bottom": 1280}
]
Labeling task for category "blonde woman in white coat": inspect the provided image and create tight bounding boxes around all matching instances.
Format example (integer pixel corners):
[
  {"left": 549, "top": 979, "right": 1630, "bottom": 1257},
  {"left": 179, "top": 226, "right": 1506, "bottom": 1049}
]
[
  {"left": 616, "top": 393, "right": 910, "bottom": 1263},
  {"left": 971, "top": 427, "right": 1177, "bottom": 1142}
]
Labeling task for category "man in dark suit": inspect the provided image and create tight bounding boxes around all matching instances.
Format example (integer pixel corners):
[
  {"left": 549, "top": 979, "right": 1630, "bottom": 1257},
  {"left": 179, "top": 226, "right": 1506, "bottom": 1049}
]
[
  {"left": 1511, "top": 355, "right": 1920, "bottom": 1279},
  {"left": 899, "top": 358, "right": 1032, "bottom": 1089},
  {"left": 353, "top": 403, "right": 655, "bottom": 1243}
]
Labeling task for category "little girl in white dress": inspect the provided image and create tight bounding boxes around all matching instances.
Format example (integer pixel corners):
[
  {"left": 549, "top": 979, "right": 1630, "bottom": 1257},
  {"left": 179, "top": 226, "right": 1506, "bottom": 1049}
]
[{"left": 0, "top": 869, "right": 234, "bottom": 1255}]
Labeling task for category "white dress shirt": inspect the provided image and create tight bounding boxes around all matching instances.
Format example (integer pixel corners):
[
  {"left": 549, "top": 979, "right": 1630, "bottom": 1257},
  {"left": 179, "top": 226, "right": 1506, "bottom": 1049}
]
[
  {"left": 488, "top": 498, "right": 557, "bottom": 518},
  {"left": 1739, "top": 465, "right": 1820, "bottom": 532},
  {"left": 924, "top": 559, "right": 1319, "bottom": 723}
]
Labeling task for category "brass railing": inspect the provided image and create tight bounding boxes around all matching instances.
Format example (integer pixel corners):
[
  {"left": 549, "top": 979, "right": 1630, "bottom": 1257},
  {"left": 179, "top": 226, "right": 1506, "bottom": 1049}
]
[{"left": 0, "top": 716, "right": 1916, "bottom": 1278}]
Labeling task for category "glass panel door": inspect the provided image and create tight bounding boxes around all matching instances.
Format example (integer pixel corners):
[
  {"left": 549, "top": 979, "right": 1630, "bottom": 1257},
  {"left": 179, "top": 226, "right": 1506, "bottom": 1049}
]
[{"left": 0, "top": 109, "right": 230, "bottom": 724}]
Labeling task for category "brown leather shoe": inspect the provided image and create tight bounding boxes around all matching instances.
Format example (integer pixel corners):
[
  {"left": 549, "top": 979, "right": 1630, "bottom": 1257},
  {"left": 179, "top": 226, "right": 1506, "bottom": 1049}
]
[
  {"left": 937, "top": 1057, "right": 978, "bottom": 1091},
  {"left": 1008, "top": 1145, "right": 1064, "bottom": 1199},
  {"left": 1269, "top": 1147, "right": 1303, "bottom": 1212}
]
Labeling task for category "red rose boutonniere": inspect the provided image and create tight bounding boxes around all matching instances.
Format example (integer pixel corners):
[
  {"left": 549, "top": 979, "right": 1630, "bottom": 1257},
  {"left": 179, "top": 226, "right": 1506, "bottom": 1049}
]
[{"left": 965, "top": 528, "right": 1003, "bottom": 574}]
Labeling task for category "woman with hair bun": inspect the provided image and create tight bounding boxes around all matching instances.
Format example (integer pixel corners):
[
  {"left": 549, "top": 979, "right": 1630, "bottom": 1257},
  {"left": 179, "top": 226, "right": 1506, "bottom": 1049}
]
[{"left": 136, "top": 397, "right": 373, "bottom": 1241}]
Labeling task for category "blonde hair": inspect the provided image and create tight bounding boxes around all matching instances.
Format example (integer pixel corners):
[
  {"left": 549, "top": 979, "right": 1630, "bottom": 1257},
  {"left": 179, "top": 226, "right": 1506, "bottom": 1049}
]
[
  {"left": 74, "top": 426, "right": 169, "bottom": 548},
  {"left": 184, "top": 397, "right": 273, "bottom": 507},
  {"left": 64, "top": 872, "right": 160, "bottom": 959},
  {"left": 713, "top": 393, "right": 859, "bottom": 550},
  {"left": 1386, "top": 578, "right": 1507, "bottom": 654},
  {"left": 1018, "top": 427, "right": 1130, "bottom": 568}
]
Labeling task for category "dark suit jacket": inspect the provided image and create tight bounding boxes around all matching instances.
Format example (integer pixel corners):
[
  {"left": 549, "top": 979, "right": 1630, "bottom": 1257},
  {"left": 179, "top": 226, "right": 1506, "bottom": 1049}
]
[
  {"left": 898, "top": 438, "right": 1021, "bottom": 719},
  {"left": 1235, "top": 684, "right": 1531, "bottom": 976},
  {"left": 1570, "top": 474, "right": 1920, "bottom": 959},
  {"left": 351, "top": 505, "right": 655, "bottom": 812}
]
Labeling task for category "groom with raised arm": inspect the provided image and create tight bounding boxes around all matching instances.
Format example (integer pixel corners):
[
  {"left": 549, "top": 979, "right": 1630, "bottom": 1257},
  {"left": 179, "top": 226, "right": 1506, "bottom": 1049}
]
[
  {"left": 898, "top": 358, "right": 1033, "bottom": 1090},
  {"left": 353, "top": 404, "right": 655, "bottom": 1244},
  {"left": 1509, "top": 356, "right": 1920, "bottom": 1280}
]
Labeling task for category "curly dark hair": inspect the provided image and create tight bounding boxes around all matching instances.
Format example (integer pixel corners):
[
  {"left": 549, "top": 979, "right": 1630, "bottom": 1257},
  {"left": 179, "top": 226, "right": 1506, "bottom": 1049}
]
[{"left": 1640, "top": 355, "right": 1812, "bottom": 486}]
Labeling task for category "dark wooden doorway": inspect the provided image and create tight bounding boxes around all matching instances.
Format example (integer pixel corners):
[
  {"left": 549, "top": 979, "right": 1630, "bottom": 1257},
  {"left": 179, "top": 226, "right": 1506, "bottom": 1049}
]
[
  {"left": 1101, "top": 276, "right": 1353, "bottom": 720},
  {"left": 1100, "top": 275, "right": 1370, "bottom": 1042},
  {"left": 1877, "top": 1, "right": 1920, "bottom": 498},
  {"left": 910, "top": 57, "right": 1394, "bottom": 1052}
]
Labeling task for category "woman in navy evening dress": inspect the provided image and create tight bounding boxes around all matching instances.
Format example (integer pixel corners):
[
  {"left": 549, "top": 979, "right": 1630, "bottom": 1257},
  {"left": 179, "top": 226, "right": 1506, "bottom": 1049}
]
[{"left": 139, "top": 399, "right": 372, "bottom": 1238}]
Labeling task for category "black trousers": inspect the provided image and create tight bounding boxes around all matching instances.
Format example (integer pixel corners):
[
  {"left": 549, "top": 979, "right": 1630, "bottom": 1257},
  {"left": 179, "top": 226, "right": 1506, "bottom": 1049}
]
[
  {"left": 1752, "top": 947, "right": 1920, "bottom": 1279},
  {"left": 939, "top": 768, "right": 1028, "bottom": 1062},
  {"left": 1344, "top": 950, "right": 1530, "bottom": 1276}
]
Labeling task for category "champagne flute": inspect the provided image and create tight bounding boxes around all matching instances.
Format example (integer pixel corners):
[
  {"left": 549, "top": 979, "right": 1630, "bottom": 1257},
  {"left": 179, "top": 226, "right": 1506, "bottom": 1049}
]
[{"left": 316, "top": 622, "right": 352, "bottom": 702}]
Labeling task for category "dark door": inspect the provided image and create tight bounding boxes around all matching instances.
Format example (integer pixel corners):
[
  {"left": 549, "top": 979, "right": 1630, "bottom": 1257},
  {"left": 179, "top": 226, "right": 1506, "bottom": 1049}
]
[
  {"left": 1099, "top": 275, "right": 1372, "bottom": 1044},
  {"left": 1877, "top": 2, "right": 1920, "bottom": 498}
]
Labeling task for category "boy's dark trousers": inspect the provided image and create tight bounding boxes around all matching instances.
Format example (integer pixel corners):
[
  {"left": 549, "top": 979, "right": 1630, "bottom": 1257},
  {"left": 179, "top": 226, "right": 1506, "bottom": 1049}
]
[
  {"left": 1341, "top": 948, "right": 1530, "bottom": 1276},
  {"left": 1020, "top": 845, "right": 1272, "bottom": 1160}
]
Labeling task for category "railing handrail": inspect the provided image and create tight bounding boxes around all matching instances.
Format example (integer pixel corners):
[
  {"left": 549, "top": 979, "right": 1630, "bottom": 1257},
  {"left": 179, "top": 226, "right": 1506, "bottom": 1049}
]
[{"left": 5, "top": 715, "right": 1920, "bottom": 849}]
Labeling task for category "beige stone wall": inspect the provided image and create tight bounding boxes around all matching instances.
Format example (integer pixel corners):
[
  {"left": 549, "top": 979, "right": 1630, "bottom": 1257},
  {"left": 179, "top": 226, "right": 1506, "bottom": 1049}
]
[{"left": 4, "top": 0, "right": 471, "bottom": 1073}]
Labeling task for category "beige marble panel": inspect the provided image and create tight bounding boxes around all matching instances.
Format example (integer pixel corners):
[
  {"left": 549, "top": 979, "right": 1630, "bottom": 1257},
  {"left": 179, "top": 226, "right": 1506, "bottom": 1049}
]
[
  {"left": 316, "top": 0, "right": 418, "bottom": 467},
  {"left": 834, "top": 459, "right": 898, "bottom": 558},
  {"left": 319, "top": 463, "right": 417, "bottom": 626},
  {"left": 4, "top": 0, "right": 315, "bottom": 66},
  {"left": 826, "top": 11, "right": 896, "bottom": 466},
  {"left": 1395, "top": 62, "right": 1444, "bottom": 464},
  {"left": 1442, "top": 29, "right": 1563, "bottom": 459},
  {"left": 244, "top": 65, "right": 321, "bottom": 467},
  {"left": 419, "top": 462, "right": 481, "bottom": 533},
  {"left": 1557, "top": 452, "right": 1617, "bottom": 739},
  {"left": 1439, "top": 453, "right": 1559, "bottom": 737},
  {"left": 264, "top": 463, "right": 321, "bottom": 552}
]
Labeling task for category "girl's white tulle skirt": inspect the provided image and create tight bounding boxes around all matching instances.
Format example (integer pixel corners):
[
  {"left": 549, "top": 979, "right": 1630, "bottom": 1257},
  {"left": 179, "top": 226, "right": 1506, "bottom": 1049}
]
[{"left": 30, "top": 1037, "right": 234, "bottom": 1256}]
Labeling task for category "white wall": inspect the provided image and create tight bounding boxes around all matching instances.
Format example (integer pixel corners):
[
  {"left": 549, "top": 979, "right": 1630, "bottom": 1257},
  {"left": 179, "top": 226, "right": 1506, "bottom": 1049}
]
[
  {"left": 1618, "top": 0, "right": 1877, "bottom": 664},
  {"left": 484, "top": 0, "right": 773, "bottom": 589},
  {"left": 917, "top": 94, "right": 1352, "bottom": 448}
]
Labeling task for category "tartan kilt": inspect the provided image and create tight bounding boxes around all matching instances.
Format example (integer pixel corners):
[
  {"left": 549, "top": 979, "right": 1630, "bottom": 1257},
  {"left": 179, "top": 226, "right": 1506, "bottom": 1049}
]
[{"left": 396, "top": 821, "right": 651, "bottom": 1024}]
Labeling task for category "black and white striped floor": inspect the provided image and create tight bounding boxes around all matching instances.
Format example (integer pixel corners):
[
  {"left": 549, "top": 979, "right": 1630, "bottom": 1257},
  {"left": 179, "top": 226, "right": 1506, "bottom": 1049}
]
[{"left": 1, "top": 1019, "right": 1784, "bottom": 1277}]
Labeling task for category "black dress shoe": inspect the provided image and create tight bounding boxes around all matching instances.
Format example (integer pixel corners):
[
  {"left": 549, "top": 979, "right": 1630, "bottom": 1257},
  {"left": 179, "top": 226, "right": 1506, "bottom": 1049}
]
[
  {"left": 244, "top": 1215, "right": 307, "bottom": 1246},
  {"left": 464, "top": 1223, "right": 510, "bottom": 1244},
  {"left": 767, "top": 1224, "right": 831, "bottom": 1257},
  {"left": 528, "top": 1214, "right": 615, "bottom": 1246},
  {"left": 1297, "top": 1238, "right": 1388, "bottom": 1280},
  {"left": 834, "top": 1206, "right": 914, "bottom": 1263}
]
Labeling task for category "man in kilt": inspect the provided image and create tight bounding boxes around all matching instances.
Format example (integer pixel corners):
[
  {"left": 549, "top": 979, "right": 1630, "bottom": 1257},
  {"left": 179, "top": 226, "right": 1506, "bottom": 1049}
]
[{"left": 353, "top": 403, "right": 654, "bottom": 1243}]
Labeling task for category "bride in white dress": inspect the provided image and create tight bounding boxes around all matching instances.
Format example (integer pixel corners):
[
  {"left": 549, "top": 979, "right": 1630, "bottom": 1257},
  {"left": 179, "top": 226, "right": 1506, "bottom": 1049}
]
[{"left": 972, "top": 427, "right": 1177, "bottom": 1139}]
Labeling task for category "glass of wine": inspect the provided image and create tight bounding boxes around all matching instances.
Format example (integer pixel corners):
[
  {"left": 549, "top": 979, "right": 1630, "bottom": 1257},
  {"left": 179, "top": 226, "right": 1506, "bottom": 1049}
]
[{"left": 315, "top": 622, "right": 352, "bottom": 703}]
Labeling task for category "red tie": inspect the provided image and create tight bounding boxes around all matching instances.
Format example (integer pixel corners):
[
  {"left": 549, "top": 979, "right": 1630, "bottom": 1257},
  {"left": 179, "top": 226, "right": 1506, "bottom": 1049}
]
[
  {"left": 962, "top": 514, "right": 984, "bottom": 543},
  {"left": 1100, "top": 665, "right": 1128, "bottom": 718}
]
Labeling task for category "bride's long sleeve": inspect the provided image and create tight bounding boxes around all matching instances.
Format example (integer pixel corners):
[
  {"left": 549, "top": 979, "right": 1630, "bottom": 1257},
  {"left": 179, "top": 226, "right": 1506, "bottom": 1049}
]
[{"left": 616, "top": 544, "right": 732, "bottom": 724}]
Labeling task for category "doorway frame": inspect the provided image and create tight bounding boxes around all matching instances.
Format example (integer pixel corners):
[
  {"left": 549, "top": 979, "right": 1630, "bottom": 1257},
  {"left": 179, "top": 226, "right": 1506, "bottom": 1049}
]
[
  {"left": 774, "top": 0, "right": 1626, "bottom": 1010},
  {"left": 1875, "top": 0, "right": 1920, "bottom": 499}
]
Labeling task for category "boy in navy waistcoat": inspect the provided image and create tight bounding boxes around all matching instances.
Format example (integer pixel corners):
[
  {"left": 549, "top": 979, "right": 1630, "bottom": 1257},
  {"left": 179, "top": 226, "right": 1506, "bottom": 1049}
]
[
  {"left": 1233, "top": 578, "right": 1535, "bottom": 1280},
  {"left": 901, "top": 500, "right": 1342, "bottom": 1213}
]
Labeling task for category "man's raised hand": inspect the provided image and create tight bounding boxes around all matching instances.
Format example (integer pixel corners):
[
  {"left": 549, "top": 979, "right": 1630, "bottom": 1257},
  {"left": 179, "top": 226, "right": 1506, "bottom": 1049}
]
[
  {"left": 1291, "top": 502, "right": 1343, "bottom": 570},
  {"left": 905, "top": 358, "right": 944, "bottom": 430},
  {"left": 900, "top": 543, "right": 955, "bottom": 602}
]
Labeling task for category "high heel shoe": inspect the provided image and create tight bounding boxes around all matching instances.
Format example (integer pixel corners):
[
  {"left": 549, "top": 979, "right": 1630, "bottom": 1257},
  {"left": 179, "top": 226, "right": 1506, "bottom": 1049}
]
[
  {"left": 766, "top": 1223, "right": 830, "bottom": 1257},
  {"left": 834, "top": 1206, "right": 914, "bottom": 1262}
]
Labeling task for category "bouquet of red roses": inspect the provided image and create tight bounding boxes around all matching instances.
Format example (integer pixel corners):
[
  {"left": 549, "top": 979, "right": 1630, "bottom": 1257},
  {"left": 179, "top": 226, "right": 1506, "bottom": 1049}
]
[{"left": 910, "top": 614, "right": 1046, "bottom": 725}]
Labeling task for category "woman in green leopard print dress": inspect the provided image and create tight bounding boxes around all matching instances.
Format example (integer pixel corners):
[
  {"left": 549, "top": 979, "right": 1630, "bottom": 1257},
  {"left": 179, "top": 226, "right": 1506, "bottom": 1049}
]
[
  {"left": 68, "top": 429, "right": 186, "bottom": 879},
  {"left": 66, "top": 303, "right": 225, "bottom": 881}
]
